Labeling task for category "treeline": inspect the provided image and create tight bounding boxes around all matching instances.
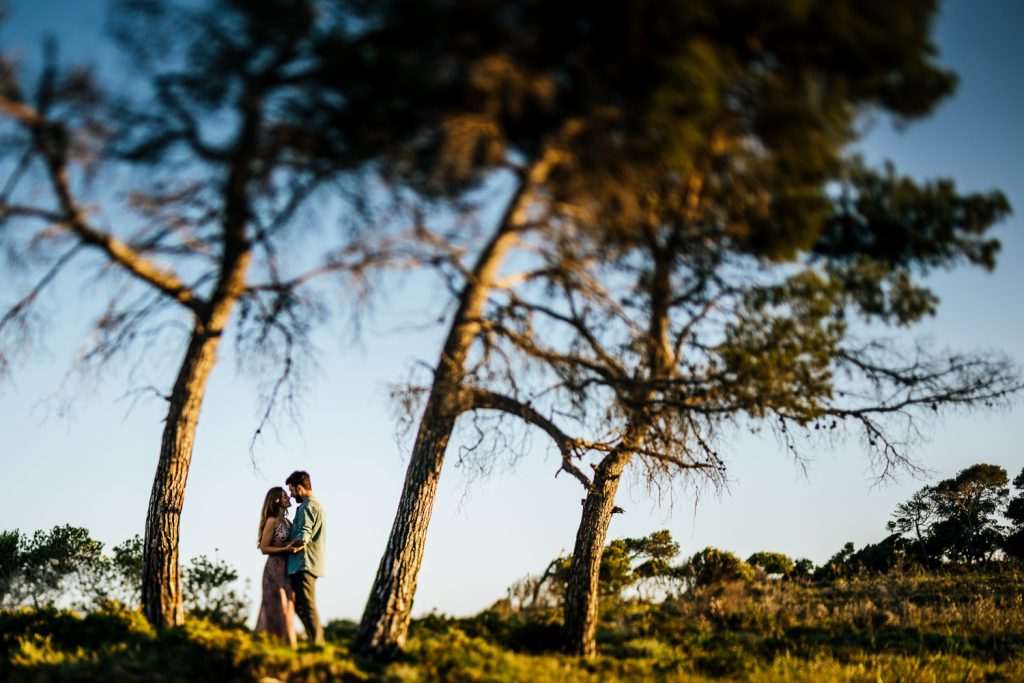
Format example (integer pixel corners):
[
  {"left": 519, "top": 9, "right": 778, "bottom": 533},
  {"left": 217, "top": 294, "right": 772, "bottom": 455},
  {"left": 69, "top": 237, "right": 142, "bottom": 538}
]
[
  {"left": 0, "top": 528, "right": 246, "bottom": 628},
  {"left": 505, "top": 463, "right": 1024, "bottom": 612},
  {"left": 5, "top": 461, "right": 1020, "bottom": 635}
]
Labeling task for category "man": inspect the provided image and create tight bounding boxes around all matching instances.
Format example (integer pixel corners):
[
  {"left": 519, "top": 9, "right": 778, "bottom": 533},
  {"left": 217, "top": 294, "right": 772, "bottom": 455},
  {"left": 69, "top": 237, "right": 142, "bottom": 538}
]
[{"left": 286, "top": 470, "right": 326, "bottom": 645}]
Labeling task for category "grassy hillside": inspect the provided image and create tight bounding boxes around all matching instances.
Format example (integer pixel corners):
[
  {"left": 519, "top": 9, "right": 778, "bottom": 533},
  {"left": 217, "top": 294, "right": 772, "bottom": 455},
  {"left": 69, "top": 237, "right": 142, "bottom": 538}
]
[{"left": 3, "top": 567, "right": 1023, "bottom": 682}]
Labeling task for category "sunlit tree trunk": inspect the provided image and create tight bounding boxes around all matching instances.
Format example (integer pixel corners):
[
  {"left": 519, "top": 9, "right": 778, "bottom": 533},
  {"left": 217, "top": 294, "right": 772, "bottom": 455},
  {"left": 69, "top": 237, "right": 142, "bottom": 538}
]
[
  {"left": 141, "top": 96, "right": 259, "bottom": 626},
  {"left": 564, "top": 237, "right": 673, "bottom": 656},
  {"left": 354, "top": 162, "right": 551, "bottom": 658},
  {"left": 141, "top": 248, "right": 251, "bottom": 626},
  {"left": 142, "top": 325, "right": 224, "bottom": 627},
  {"left": 562, "top": 452, "right": 630, "bottom": 656},
  {"left": 353, "top": 226, "right": 520, "bottom": 657}
]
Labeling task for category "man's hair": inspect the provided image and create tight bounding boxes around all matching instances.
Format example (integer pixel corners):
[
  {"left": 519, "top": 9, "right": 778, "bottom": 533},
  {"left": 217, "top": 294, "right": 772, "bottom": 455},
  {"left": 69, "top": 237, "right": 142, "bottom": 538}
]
[{"left": 286, "top": 470, "right": 312, "bottom": 489}]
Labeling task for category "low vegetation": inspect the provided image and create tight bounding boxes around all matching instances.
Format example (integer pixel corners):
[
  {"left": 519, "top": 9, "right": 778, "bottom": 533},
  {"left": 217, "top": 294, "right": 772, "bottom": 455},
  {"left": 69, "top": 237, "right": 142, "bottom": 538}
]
[
  {"left": 2, "top": 567, "right": 1023, "bottom": 682},
  {"left": 3, "top": 463, "right": 1023, "bottom": 681}
]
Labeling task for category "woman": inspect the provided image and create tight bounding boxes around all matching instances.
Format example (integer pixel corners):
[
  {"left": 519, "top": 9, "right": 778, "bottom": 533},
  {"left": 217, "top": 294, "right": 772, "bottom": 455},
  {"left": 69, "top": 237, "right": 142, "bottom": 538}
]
[{"left": 254, "top": 486, "right": 298, "bottom": 646}]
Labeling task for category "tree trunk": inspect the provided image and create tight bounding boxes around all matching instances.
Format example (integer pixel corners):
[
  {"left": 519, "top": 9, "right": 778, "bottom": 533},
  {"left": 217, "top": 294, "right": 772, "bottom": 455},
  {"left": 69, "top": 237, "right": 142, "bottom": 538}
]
[
  {"left": 353, "top": 238, "right": 516, "bottom": 657},
  {"left": 141, "top": 328, "right": 221, "bottom": 627},
  {"left": 563, "top": 453, "right": 630, "bottom": 657},
  {"left": 141, "top": 262, "right": 250, "bottom": 628},
  {"left": 352, "top": 399, "right": 458, "bottom": 657},
  {"left": 354, "top": 174, "right": 541, "bottom": 658}
]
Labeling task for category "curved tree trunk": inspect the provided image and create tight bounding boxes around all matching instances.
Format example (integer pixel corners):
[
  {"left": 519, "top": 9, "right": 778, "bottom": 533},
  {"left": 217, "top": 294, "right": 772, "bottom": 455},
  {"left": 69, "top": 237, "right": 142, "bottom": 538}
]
[
  {"left": 352, "top": 398, "right": 459, "bottom": 656},
  {"left": 140, "top": 80, "right": 262, "bottom": 628},
  {"left": 142, "top": 258, "right": 251, "bottom": 628},
  {"left": 562, "top": 452, "right": 631, "bottom": 657},
  {"left": 354, "top": 168, "right": 545, "bottom": 658},
  {"left": 141, "top": 326, "right": 224, "bottom": 628},
  {"left": 353, "top": 232, "right": 518, "bottom": 658}
]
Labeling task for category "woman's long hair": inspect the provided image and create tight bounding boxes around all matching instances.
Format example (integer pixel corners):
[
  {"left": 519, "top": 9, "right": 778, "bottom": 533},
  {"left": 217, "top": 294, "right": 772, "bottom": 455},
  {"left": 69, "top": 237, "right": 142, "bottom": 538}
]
[{"left": 257, "top": 486, "right": 286, "bottom": 548}]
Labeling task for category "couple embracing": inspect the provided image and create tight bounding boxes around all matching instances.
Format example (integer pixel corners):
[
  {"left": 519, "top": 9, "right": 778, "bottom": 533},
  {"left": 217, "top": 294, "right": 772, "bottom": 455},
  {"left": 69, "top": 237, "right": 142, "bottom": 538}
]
[{"left": 254, "top": 470, "right": 326, "bottom": 646}]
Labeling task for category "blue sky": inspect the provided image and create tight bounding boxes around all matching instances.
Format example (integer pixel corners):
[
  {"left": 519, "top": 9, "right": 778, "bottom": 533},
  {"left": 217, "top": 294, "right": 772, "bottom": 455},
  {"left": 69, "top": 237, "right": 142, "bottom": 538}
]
[{"left": 1, "top": 0, "right": 1022, "bottom": 623}]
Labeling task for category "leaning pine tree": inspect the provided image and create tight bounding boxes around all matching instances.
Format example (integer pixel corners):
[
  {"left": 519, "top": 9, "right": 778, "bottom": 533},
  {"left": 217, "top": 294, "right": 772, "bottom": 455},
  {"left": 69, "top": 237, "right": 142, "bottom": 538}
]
[
  {"left": 0, "top": 0, "right": 406, "bottom": 628},
  {"left": 477, "top": 2, "right": 1021, "bottom": 653},
  {"left": 351, "top": 0, "right": 1020, "bottom": 658}
]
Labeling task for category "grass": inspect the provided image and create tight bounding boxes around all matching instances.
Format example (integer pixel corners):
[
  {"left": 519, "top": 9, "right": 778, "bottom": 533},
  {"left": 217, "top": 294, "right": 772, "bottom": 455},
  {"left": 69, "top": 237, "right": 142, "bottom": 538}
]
[{"left": 2, "top": 567, "right": 1023, "bottom": 682}]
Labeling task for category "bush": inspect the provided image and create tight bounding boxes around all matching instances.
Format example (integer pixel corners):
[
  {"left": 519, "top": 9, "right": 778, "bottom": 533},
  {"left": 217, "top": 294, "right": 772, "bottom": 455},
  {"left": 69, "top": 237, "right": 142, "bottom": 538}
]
[
  {"left": 683, "top": 547, "right": 754, "bottom": 588},
  {"left": 182, "top": 554, "right": 249, "bottom": 628},
  {"left": 0, "top": 607, "right": 360, "bottom": 683},
  {"left": 746, "top": 552, "right": 796, "bottom": 578}
]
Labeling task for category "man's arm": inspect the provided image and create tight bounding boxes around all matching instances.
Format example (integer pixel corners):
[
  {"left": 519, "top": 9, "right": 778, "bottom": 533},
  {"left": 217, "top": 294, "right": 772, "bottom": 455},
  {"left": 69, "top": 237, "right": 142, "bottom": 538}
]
[
  {"left": 291, "top": 503, "right": 306, "bottom": 541},
  {"left": 298, "top": 502, "right": 318, "bottom": 541}
]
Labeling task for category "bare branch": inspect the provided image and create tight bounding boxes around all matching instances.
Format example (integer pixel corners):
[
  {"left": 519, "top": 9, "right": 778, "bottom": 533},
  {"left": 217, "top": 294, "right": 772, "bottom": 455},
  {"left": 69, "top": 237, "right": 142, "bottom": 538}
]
[{"left": 464, "top": 386, "right": 596, "bottom": 491}]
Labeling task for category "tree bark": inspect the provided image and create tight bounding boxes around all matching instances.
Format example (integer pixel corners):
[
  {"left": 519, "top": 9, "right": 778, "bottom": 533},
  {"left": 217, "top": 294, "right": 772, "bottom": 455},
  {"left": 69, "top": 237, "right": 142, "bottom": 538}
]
[
  {"left": 352, "top": 400, "right": 458, "bottom": 657},
  {"left": 562, "top": 451, "right": 631, "bottom": 657},
  {"left": 141, "top": 79, "right": 262, "bottom": 628},
  {"left": 141, "top": 326, "right": 223, "bottom": 628},
  {"left": 561, "top": 228, "right": 680, "bottom": 656},
  {"left": 354, "top": 166, "right": 546, "bottom": 658},
  {"left": 353, "top": 230, "right": 520, "bottom": 658},
  {"left": 141, "top": 259, "right": 251, "bottom": 628}
]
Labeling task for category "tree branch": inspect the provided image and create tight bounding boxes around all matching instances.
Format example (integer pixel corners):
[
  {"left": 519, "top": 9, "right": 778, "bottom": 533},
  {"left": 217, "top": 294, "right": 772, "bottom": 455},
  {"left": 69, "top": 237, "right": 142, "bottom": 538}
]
[{"left": 464, "top": 386, "right": 596, "bottom": 491}]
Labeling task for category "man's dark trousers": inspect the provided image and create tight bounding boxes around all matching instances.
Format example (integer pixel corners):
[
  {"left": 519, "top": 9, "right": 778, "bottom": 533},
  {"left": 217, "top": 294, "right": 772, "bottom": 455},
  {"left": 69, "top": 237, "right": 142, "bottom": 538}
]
[{"left": 290, "top": 571, "right": 324, "bottom": 644}]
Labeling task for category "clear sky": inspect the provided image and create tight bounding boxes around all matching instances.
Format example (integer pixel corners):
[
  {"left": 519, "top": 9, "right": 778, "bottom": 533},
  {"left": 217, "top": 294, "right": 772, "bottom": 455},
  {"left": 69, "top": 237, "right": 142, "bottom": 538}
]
[{"left": 1, "top": 0, "right": 1022, "bottom": 624}]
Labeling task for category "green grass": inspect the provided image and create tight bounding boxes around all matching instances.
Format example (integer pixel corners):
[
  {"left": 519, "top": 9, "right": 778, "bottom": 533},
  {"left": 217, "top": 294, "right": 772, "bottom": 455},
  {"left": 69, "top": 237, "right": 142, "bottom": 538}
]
[{"left": 3, "top": 567, "right": 1023, "bottom": 682}]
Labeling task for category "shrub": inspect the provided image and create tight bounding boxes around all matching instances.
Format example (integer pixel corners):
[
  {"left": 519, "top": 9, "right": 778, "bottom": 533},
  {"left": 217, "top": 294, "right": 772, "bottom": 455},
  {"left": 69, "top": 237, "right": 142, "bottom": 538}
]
[
  {"left": 683, "top": 547, "right": 755, "bottom": 588},
  {"left": 747, "top": 552, "right": 796, "bottom": 578}
]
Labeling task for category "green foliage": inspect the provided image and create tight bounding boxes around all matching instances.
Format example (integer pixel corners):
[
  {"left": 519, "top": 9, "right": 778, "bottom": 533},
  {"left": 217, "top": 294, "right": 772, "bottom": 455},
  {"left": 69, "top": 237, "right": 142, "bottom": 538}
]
[
  {"left": 0, "top": 525, "right": 108, "bottom": 610},
  {"left": 746, "top": 552, "right": 796, "bottom": 578},
  {"left": 1004, "top": 467, "right": 1024, "bottom": 561},
  {"left": 682, "top": 547, "right": 754, "bottom": 588},
  {"left": 513, "top": 530, "right": 685, "bottom": 611},
  {"left": 0, "top": 527, "right": 248, "bottom": 626},
  {"left": 888, "top": 463, "right": 1011, "bottom": 567},
  {"left": 599, "top": 541, "right": 637, "bottom": 598},
  {"left": 598, "top": 532, "right": 683, "bottom": 598},
  {"left": 0, "top": 605, "right": 358, "bottom": 683},
  {"left": 793, "top": 558, "right": 815, "bottom": 580},
  {"left": 8, "top": 566, "right": 1024, "bottom": 681},
  {"left": 107, "top": 534, "right": 144, "bottom": 607},
  {"left": 0, "top": 529, "right": 22, "bottom": 606},
  {"left": 814, "top": 535, "right": 917, "bottom": 580},
  {"left": 181, "top": 554, "right": 249, "bottom": 629},
  {"left": 815, "top": 542, "right": 858, "bottom": 580}
]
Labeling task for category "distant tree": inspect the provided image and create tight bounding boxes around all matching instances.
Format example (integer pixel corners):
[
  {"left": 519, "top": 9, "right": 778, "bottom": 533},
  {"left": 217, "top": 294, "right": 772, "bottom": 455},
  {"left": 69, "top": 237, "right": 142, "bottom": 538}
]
[
  {"left": 887, "top": 464, "right": 1010, "bottom": 566},
  {"left": 682, "top": 548, "right": 754, "bottom": 589},
  {"left": 107, "top": 535, "right": 144, "bottom": 608},
  {"left": 507, "top": 530, "right": 681, "bottom": 612},
  {"left": 0, "top": 525, "right": 107, "bottom": 609},
  {"left": 182, "top": 553, "right": 249, "bottom": 629},
  {"left": 815, "top": 542, "right": 857, "bottom": 580},
  {"left": 811, "top": 536, "right": 909, "bottom": 579},
  {"left": 929, "top": 464, "right": 1009, "bottom": 565},
  {"left": 600, "top": 530, "right": 682, "bottom": 599},
  {"left": 0, "top": 526, "right": 249, "bottom": 620},
  {"left": 793, "top": 558, "right": 816, "bottom": 581},
  {"left": 0, "top": 530, "right": 23, "bottom": 607},
  {"left": 851, "top": 534, "right": 910, "bottom": 573},
  {"left": 626, "top": 530, "right": 683, "bottom": 598},
  {"left": 1005, "top": 468, "right": 1024, "bottom": 561},
  {"left": 888, "top": 486, "right": 939, "bottom": 564},
  {"left": 747, "top": 552, "right": 796, "bottom": 578}
]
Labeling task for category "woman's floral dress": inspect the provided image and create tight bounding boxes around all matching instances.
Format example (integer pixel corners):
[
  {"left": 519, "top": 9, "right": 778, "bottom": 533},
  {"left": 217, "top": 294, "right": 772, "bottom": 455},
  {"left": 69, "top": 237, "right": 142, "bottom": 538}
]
[{"left": 254, "top": 517, "right": 296, "bottom": 646}]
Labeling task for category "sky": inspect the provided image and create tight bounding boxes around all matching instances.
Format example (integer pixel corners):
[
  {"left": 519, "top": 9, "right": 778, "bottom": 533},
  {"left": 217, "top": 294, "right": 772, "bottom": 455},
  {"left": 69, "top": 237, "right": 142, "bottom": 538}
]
[{"left": 1, "top": 0, "right": 1022, "bottom": 625}]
